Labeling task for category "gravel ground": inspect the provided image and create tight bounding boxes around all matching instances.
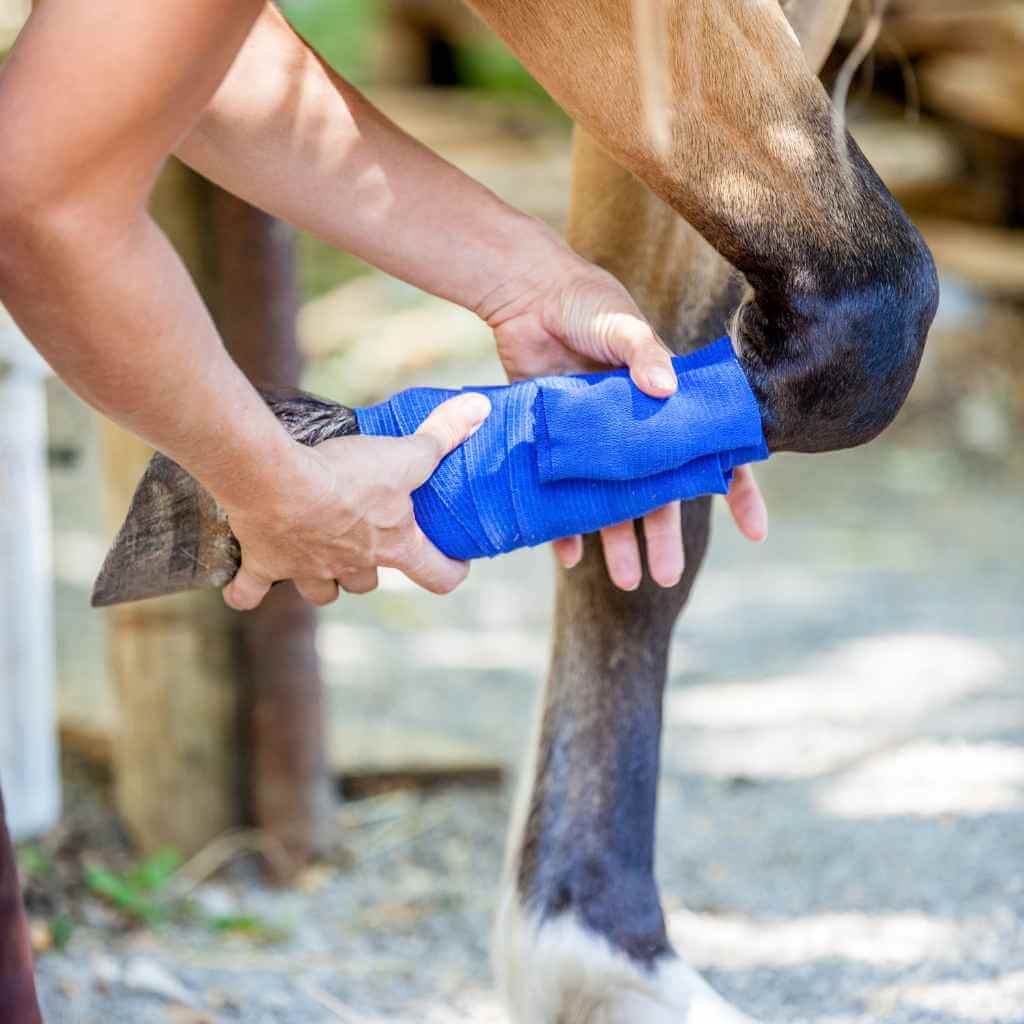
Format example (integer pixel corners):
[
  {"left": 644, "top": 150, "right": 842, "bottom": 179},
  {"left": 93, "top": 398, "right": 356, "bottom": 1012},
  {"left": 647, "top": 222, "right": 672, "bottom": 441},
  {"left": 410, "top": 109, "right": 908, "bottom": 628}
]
[{"left": 30, "top": 288, "right": 1024, "bottom": 1022}]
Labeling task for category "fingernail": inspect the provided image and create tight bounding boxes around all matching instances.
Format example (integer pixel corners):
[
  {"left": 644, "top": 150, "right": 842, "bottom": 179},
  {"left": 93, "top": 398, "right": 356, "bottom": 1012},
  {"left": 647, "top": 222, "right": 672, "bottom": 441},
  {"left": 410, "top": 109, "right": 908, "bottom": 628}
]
[
  {"left": 462, "top": 393, "right": 492, "bottom": 424},
  {"left": 648, "top": 368, "right": 677, "bottom": 393}
]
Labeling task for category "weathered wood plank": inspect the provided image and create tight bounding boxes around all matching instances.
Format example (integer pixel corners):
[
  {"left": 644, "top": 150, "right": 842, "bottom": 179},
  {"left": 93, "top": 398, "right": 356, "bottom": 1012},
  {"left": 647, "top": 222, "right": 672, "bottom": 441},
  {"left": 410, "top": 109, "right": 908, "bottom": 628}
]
[
  {"left": 102, "top": 162, "right": 244, "bottom": 856},
  {"left": 209, "top": 190, "right": 333, "bottom": 877},
  {"left": 920, "top": 54, "right": 1024, "bottom": 141}
]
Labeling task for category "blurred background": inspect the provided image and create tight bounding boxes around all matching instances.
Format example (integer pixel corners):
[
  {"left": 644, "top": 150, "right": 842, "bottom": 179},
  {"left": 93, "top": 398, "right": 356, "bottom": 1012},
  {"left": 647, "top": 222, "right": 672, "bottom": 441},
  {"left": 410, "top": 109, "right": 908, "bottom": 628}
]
[{"left": 1, "top": 1, "right": 1022, "bottom": 1022}]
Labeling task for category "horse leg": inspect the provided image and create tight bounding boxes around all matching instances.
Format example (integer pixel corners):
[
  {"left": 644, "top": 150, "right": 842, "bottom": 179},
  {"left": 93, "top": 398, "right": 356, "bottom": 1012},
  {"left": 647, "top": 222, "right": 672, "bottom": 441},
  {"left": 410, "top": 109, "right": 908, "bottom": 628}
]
[
  {"left": 496, "top": 505, "right": 753, "bottom": 1022},
  {"left": 490, "top": 3, "right": 894, "bottom": 1019},
  {"left": 0, "top": 786, "right": 44, "bottom": 1023},
  {"left": 494, "top": 115, "right": 766, "bottom": 1021},
  {"left": 468, "top": 0, "right": 937, "bottom": 456},
  {"left": 495, "top": 148, "right": 757, "bottom": 1018}
]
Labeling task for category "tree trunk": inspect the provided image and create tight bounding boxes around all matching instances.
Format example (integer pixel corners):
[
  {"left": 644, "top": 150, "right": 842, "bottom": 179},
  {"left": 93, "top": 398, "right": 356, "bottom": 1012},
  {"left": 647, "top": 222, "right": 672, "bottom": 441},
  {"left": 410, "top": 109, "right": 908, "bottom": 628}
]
[{"left": 209, "top": 189, "right": 333, "bottom": 876}]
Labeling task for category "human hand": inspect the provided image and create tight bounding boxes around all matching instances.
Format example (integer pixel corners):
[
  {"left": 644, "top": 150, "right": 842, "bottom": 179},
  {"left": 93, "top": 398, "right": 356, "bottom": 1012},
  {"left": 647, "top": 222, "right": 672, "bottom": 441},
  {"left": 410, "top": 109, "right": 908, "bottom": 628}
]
[
  {"left": 220, "top": 392, "right": 492, "bottom": 610},
  {"left": 482, "top": 245, "right": 767, "bottom": 589}
]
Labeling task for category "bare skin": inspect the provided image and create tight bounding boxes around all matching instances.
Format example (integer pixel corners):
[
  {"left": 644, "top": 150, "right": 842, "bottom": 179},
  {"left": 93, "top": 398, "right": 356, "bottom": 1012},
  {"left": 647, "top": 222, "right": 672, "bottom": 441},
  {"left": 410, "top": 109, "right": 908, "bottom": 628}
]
[{"left": 0, "top": 0, "right": 765, "bottom": 608}]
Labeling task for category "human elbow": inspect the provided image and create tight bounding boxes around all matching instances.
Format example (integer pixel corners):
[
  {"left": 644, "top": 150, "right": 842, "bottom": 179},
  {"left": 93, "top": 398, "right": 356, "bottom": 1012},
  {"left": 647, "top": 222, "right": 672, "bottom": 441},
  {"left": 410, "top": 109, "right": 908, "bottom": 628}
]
[
  {"left": 0, "top": 168, "right": 110, "bottom": 293},
  {"left": 739, "top": 224, "right": 939, "bottom": 454},
  {"left": 0, "top": 172, "right": 60, "bottom": 286}
]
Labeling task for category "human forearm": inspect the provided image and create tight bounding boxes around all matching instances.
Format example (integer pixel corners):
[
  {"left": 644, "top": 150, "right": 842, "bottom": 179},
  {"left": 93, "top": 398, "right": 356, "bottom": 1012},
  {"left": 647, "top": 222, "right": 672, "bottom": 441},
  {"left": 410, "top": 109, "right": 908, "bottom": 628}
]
[
  {"left": 0, "top": 204, "right": 303, "bottom": 512},
  {"left": 0, "top": 0, "right": 306, "bottom": 509},
  {"left": 177, "top": 4, "right": 566, "bottom": 316}
]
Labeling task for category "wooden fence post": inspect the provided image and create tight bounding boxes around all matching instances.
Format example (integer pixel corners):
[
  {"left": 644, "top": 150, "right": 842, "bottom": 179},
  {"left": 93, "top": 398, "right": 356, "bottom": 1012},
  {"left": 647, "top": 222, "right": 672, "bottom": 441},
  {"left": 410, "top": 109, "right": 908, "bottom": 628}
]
[
  {"left": 209, "top": 190, "right": 333, "bottom": 874},
  {"left": 102, "top": 163, "right": 244, "bottom": 857},
  {"left": 103, "top": 163, "right": 330, "bottom": 872}
]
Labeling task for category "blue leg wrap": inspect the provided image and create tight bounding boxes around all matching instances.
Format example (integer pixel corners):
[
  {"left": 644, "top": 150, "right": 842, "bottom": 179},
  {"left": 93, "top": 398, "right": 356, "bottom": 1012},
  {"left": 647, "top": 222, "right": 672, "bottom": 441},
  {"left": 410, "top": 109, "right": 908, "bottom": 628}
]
[{"left": 356, "top": 337, "right": 769, "bottom": 560}]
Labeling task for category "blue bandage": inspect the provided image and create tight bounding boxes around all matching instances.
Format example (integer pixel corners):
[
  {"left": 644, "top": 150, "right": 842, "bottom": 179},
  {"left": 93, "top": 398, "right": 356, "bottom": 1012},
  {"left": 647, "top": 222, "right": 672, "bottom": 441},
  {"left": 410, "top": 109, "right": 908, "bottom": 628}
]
[{"left": 355, "top": 337, "right": 769, "bottom": 560}]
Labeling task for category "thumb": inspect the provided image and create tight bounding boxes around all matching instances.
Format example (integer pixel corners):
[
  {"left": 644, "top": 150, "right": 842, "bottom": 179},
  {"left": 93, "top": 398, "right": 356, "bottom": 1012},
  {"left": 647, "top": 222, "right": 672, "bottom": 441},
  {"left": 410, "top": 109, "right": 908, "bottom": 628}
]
[
  {"left": 403, "top": 392, "right": 492, "bottom": 488},
  {"left": 616, "top": 317, "right": 678, "bottom": 398},
  {"left": 223, "top": 563, "right": 273, "bottom": 611}
]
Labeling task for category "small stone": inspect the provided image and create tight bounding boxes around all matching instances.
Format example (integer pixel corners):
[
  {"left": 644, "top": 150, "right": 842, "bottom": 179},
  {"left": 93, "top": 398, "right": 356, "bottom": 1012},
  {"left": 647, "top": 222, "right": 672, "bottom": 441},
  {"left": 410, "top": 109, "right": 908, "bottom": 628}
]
[
  {"left": 165, "top": 1007, "right": 218, "bottom": 1024},
  {"left": 123, "top": 958, "right": 195, "bottom": 1006},
  {"left": 207, "top": 990, "right": 240, "bottom": 1012},
  {"left": 296, "top": 864, "right": 335, "bottom": 894},
  {"left": 192, "top": 884, "right": 237, "bottom": 919},
  {"left": 28, "top": 918, "right": 52, "bottom": 954},
  {"left": 92, "top": 953, "right": 121, "bottom": 992}
]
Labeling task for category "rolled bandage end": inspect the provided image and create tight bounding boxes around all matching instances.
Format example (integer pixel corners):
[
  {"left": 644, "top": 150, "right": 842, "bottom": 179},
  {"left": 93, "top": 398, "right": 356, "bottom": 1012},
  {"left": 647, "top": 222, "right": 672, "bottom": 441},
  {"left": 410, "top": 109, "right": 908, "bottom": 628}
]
[{"left": 356, "top": 337, "right": 768, "bottom": 560}]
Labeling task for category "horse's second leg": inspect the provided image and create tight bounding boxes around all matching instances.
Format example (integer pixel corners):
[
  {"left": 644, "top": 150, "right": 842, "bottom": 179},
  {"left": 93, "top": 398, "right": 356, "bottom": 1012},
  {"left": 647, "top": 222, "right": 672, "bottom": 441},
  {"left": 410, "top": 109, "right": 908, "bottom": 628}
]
[
  {"left": 496, "top": 500, "right": 756, "bottom": 1023},
  {"left": 0, "top": 787, "right": 44, "bottom": 1023}
]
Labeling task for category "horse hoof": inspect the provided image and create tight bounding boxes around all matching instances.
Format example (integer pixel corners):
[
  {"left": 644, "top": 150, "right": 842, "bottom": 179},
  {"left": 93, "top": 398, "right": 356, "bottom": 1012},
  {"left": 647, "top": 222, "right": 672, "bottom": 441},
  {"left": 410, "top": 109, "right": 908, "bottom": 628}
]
[{"left": 494, "top": 890, "right": 758, "bottom": 1024}]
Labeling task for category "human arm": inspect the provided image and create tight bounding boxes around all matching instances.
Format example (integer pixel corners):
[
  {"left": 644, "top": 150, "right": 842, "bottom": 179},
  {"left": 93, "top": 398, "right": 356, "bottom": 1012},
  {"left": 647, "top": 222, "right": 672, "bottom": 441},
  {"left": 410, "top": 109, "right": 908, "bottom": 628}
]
[
  {"left": 0, "top": 0, "right": 486, "bottom": 607},
  {"left": 176, "top": 3, "right": 765, "bottom": 589}
]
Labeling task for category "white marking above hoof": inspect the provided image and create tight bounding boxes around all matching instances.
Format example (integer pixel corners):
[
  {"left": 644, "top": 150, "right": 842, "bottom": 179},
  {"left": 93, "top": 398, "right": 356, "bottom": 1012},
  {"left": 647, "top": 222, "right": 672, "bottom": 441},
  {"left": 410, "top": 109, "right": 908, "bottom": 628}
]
[{"left": 495, "top": 892, "right": 760, "bottom": 1024}]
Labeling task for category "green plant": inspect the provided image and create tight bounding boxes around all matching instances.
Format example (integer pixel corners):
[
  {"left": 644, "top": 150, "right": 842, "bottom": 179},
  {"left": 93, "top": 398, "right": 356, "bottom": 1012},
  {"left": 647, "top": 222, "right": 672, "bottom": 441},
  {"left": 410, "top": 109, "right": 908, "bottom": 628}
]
[
  {"left": 207, "top": 913, "right": 291, "bottom": 945},
  {"left": 84, "top": 848, "right": 182, "bottom": 927},
  {"left": 16, "top": 843, "right": 52, "bottom": 881},
  {"left": 48, "top": 913, "right": 74, "bottom": 951},
  {"left": 455, "top": 42, "right": 556, "bottom": 107},
  {"left": 281, "top": 0, "right": 379, "bottom": 81}
]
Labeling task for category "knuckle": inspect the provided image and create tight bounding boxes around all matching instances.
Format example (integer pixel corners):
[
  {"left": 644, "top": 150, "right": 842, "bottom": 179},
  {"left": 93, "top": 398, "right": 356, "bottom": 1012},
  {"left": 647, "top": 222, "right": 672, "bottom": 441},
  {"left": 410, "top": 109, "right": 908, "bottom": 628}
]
[
  {"left": 384, "top": 527, "right": 422, "bottom": 567},
  {"left": 415, "top": 428, "right": 446, "bottom": 465}
]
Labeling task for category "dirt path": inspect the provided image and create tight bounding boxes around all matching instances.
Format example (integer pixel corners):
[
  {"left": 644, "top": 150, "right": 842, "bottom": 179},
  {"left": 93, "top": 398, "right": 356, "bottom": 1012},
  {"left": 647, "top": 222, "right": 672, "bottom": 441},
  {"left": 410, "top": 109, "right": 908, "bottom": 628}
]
[{"left": 34, "top": 358, "right": 1024, "bottom": 1021}]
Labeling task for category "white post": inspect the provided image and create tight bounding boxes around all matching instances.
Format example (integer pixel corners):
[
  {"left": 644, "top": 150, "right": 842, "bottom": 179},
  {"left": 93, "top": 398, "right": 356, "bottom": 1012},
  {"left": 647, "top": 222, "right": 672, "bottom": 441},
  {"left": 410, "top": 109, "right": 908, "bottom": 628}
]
[
  {"left": 0, "top": 0, "right": 30, "bottom": 55},
  {"left": 0, "top": 307, "right": 60, "bottom": 840}
]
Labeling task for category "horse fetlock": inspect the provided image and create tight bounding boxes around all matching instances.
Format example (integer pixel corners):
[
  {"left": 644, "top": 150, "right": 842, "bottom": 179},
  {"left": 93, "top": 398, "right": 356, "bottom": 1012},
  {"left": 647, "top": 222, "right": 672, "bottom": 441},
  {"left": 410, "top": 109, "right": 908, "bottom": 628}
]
[{"left": 740, "top": 213, "right": 939, "bottom": 455}]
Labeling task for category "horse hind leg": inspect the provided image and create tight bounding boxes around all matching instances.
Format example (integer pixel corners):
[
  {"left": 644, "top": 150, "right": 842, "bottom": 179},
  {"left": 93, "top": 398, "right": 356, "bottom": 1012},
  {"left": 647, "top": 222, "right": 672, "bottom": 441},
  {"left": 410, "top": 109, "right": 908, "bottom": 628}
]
[{"left": 494, "top": 505, "right": 756, "bottom": 1024}]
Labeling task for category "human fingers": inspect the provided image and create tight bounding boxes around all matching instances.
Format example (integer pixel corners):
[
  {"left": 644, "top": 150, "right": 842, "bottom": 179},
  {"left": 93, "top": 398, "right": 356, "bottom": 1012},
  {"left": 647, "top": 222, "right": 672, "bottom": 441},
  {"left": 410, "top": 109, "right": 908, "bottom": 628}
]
[
  {"left": 599, "top": 519, "right": 643, "bottom": 591},
  {"left": 642, "top": 501, "right": 684, "bottom": 588},
  {"left": 552, "top": 534, "right": 583, "bottom": 570},
  {"left": 609, "top": 313, "right": 677, "bottom": 399},
  {"left": 337, "top": 566, "right": 379, "bottom": 595},
  {"left": 223, "top": 563, "right": 273, "bottom": 611},
  {"left": 402, "top": 392, "right": 492, "bottom": 488},
  {"left": 294, "top": 577, "right": 340, "bottom": 607},
  {"left": 725, "top": 465, "right": 768, "bottom": 542},
  {"left": 389, "top": 524, "right": 470, "bottom": 595}
]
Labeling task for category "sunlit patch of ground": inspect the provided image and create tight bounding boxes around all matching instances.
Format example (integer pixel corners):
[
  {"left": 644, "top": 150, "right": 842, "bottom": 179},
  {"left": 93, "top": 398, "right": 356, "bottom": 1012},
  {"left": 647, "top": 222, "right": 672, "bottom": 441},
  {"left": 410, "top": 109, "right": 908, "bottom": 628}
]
[{"left": 33, "top": 194, "right": 1024, "bottom": 1022}]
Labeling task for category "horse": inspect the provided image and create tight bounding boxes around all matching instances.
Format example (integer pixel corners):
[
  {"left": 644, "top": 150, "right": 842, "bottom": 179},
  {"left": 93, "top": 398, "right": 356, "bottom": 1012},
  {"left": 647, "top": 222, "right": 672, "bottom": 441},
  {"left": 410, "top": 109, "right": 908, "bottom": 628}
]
[
  {"left": 471, "top": 4, "right": 936, "bottom": 1018},
  {"left": 1, "top": 1, "right": 938, "bottom": 1020}
]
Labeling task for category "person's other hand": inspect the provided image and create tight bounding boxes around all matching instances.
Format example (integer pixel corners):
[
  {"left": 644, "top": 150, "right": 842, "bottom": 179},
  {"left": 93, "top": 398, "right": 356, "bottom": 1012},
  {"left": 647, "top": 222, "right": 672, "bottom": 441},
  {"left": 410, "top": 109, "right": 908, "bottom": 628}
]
[
  {"left": 221, "top": 393, "right": 491, "bottom": 610},
  {"left": 483, "top": 248, "right": 767, "bottom": 589}
]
